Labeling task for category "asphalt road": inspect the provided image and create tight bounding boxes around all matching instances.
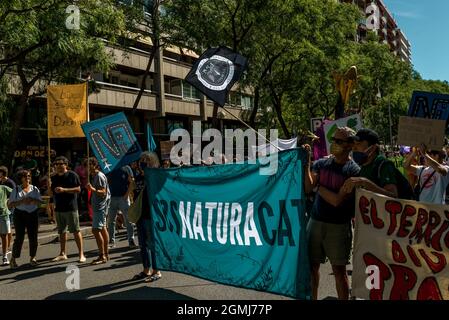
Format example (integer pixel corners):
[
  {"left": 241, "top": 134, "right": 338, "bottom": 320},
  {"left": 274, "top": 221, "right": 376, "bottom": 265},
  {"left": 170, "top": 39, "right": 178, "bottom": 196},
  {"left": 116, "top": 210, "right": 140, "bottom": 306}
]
[{"left": 0, "top": 229, "right": 343, "bottom": 300}]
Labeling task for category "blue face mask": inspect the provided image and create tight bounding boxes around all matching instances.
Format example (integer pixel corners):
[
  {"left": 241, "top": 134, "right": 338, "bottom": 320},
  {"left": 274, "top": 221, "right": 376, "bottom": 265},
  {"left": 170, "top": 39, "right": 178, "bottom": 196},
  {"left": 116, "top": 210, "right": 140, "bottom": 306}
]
[{"left": 352, "top": 151, "right": 368, "bottom": 165}]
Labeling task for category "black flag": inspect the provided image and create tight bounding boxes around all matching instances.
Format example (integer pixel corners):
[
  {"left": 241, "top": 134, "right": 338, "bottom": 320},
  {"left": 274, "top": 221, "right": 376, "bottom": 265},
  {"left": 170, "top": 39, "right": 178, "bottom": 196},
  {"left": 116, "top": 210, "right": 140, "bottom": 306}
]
[{"left": 185, "top": 46, "right": 248, "bottom": 107}]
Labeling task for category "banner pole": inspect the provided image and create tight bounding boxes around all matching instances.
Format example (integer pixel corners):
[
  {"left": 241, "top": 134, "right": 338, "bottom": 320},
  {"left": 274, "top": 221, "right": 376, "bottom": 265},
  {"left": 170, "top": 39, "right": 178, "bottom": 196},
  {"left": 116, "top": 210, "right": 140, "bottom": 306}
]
[
  {"left": 86, "top": 81, "right": 90, "bottom": 183},
  {"left": 219, "top": 106, "right": 281, "bottom": 151},
  {"left": 47, "top": 86, "right": 51, "bottom": 187}
]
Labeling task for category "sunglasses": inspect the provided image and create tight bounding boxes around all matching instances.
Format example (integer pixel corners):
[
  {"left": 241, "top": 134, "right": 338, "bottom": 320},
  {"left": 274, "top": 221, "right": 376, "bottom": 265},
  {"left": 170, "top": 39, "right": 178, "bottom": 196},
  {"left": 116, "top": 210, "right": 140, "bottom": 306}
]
[{"left": 331, "top": 137, "right": 350, "bottom": 145}]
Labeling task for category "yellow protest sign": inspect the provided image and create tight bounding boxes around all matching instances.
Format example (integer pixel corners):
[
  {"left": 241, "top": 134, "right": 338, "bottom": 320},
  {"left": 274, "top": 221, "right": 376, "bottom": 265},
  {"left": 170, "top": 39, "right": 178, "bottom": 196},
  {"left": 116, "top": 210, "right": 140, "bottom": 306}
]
[{"left": 47, "top": 83, "right": 87, "bottom": 138}]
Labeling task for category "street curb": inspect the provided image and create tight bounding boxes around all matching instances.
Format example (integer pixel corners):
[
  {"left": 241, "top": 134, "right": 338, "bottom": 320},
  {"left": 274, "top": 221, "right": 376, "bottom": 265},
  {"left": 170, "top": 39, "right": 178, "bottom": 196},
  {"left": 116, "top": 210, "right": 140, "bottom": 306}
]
[
  {"left": 37, "top": 226, "right": 92, "bottom": 241},
  {"left": 15, "top": 226, "right": 93, "bottom": 249}
]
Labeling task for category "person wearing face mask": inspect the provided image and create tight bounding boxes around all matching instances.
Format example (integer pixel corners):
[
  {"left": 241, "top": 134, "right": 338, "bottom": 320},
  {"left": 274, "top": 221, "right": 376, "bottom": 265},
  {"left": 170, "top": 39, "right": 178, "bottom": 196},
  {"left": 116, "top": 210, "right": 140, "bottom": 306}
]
[
  {"left": 342, "top": 128, "right": 400, "bottom": 198},
  {"left": 403, "top": 145, "right": 449, "bottom": 204},
  {"left": 303, "top": 127, "right": 360, "bottom": 300}
]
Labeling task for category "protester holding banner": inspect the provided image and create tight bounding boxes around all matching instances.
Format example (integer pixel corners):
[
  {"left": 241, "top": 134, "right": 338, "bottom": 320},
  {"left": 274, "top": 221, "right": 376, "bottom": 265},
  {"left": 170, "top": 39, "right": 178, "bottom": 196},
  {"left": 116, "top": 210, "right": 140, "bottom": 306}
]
[
  {"left": 8, "top": 170, "right": 42, "bottom": 268},
  {"left": 131, "top": 151, "right": 162, "bottom": 282},
  {"left": 403, "top": 145, "right": 449, "bottom": 204},
  {"left": 107, "top": 165, "right": 136, "bottom": 249},
  {"left": 86, "top": 158, "right": 111, "bottom": 265},
  {"left": 304, "top": 127, "right": 360, "bottom": 300},
  {"left": 342, "top": 129, "right": 400, "bottom": 198},
  {"left": 50, "top": 156, "right": 86, "bottom": 263}
]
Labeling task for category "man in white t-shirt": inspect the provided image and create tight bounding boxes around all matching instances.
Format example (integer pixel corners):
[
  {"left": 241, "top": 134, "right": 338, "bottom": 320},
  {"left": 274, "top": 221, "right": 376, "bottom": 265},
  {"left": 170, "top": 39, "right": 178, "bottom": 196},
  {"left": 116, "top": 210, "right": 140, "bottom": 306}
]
[{"left": 404, "top": 145, "right": 449, "bottom": 204}]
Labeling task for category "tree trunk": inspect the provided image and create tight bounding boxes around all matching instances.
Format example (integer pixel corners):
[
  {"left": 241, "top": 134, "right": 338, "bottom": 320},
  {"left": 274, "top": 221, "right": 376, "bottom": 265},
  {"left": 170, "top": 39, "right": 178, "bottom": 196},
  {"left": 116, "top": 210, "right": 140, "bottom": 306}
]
[
  {"left": 212, "top": 102, "right": 220, "bottom": 130},
  {"left": 273, "top": 102, "right": 290, "bottom": 138},
  {"left": 7, "top": 88, "right": 31, "bottom": 168},
  {"left": 248, "top": 87, "right": 259, "bottom": 128},
  {"left": 132, "top": 46, "right": 157, "bottom": 114}
]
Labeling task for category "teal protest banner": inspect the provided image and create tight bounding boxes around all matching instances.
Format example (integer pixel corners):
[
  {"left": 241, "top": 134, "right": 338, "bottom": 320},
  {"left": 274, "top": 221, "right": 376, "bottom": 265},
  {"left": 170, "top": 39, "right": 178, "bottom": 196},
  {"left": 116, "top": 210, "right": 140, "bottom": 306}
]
[{"left": 145, "top": 149, "right": 311, "bottom": 299}]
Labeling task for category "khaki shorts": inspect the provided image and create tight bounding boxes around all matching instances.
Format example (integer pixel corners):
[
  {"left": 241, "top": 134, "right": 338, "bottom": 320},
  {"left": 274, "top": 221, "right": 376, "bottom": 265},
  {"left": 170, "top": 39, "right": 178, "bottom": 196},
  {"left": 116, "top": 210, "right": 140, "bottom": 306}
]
[
  {"left": 55, "top": 210, "right": 80, "bottom": 234},
  {"left": 307, "top": 219, "right": 352, "bottom": 266}
]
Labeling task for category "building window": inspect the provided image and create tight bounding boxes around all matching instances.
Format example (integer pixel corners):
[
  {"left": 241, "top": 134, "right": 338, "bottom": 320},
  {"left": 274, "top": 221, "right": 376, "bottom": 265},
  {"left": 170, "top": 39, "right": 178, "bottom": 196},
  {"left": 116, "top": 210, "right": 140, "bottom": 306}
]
[
  {"left": 165, "top": 77, "right": 182, "bottom": 96},
  {"left": 229, "top": 92, "right": 241, "bottom": 106},
  {"left": 167, "top": 119, "right": 185, "bottom": 135},
  {"left": 182, "top": 81, "right": 200, "bottom": 99},
  {"left": 241, "top": 95, "right": 253, "bottom": 110}
]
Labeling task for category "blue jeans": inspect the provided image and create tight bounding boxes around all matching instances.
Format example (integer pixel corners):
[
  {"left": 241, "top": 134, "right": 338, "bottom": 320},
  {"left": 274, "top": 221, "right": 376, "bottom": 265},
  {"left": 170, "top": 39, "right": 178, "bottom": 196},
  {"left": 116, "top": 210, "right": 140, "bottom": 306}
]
[
  {"left": 136, "top": 218, "right": 157, "bottom": 270},
  {"left": 107, "top": 196, "right": 135, "bottom": 244}
]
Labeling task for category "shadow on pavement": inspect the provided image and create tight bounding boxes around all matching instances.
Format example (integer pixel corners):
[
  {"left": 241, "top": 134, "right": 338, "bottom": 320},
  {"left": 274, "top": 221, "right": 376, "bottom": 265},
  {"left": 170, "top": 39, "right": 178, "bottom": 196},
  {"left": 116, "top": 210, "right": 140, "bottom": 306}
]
[
  {"left": 0, "top": 265, "right": 67, "bottom": 282},
  {"left": 45, "top": 279, "right": 196, "bottom": 300}
]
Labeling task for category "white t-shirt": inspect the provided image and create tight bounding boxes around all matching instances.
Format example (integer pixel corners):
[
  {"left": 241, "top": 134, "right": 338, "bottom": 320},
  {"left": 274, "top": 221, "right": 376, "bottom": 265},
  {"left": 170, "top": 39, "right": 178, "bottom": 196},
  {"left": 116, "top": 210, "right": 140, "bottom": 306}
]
[
  {"left": 415, "top": 165, "right": 449, "bottom": 204},
  {"left": 9, "top": 185, "right": 42, "bottom": 213}
]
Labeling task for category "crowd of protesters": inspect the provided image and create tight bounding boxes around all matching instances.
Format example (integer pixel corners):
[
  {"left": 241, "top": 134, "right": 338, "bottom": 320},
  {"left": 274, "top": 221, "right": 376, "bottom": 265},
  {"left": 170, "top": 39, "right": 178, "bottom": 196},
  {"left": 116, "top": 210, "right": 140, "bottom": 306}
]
[
  {"left": 1, "top": 127, "right": 449, "bottom": 298},
  {"left": 303, "top": 126, "right": 449, "bottom": 300}
]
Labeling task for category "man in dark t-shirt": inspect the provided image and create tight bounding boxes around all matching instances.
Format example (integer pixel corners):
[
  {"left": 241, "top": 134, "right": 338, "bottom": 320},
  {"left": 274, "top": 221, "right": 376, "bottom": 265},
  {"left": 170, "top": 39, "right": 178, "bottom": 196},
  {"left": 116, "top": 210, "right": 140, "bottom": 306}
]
[
  {"left": 50, "top": 156, "right": 86, "bottom": 263},
  {"left": 304, "top": 127, "right": 360, "bottom": 300}
]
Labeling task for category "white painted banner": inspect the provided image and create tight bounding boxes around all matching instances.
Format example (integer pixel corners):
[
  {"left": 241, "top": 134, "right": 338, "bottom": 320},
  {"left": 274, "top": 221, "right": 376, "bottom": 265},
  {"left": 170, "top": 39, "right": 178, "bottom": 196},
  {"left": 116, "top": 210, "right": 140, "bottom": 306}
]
[{"left": 352, "top": 189, "right": 449, "bottom": 300}]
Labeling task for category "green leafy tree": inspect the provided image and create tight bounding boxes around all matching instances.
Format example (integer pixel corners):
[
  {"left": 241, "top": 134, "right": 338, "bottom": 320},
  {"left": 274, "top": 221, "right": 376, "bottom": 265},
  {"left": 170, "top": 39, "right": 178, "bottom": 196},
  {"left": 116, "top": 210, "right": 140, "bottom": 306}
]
[{"left": 0, "top": 0, "right": 126, "bottom": 161}]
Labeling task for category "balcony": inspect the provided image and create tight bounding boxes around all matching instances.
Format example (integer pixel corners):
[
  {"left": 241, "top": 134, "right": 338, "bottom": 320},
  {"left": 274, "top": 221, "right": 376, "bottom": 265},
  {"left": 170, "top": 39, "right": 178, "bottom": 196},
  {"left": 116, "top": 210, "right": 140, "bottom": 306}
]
[
  {"left": 106, "top": 45, "right": 156, "bottom": 72},
  {"left": 163, "top": 58, "right": 192, "bottom": 79},
  {"left": 90, "top": 81, "right": 157, "bottom": 111}
]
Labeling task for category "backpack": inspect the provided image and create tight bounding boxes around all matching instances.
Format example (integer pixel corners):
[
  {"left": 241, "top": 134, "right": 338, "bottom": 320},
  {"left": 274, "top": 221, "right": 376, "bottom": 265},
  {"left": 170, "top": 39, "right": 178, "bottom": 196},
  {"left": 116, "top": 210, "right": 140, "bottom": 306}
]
[{"left": 376, "top": 159, "right": 415, "bottom": 200}]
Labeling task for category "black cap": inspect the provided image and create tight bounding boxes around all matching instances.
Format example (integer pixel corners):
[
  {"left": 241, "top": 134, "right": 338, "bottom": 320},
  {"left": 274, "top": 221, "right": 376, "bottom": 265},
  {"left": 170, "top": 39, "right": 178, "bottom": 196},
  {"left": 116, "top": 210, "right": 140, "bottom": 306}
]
[{"left": 353, "top": 128, "right": 379, "bottom": 146}]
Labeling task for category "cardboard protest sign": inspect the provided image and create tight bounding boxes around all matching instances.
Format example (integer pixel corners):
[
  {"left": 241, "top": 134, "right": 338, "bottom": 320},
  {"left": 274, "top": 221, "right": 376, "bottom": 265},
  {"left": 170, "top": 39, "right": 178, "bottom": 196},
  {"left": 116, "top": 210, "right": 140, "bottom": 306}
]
[
  {"left": 310, "top": 118, "right": 324, "bottom": 133},
  {"left": 47, "top": 83, "right": 87, "bottom": 138},
  {"left": 185, "top": 46, "right": 248, "bottom": 107},
  {"left": 323, "top": 114, "right": 363, "bottom": 153},
  {"left": 81, "top": 112, "right": 142, "bottom": 173},
  {"left": 397, "top": 116, "right": 446, "bottom": 150},
  {"left": 352, "top": 189, "right": 449, "bottom": 300},
  {"left": 408, "top": 91, "right": 449, "bottom": 130}
]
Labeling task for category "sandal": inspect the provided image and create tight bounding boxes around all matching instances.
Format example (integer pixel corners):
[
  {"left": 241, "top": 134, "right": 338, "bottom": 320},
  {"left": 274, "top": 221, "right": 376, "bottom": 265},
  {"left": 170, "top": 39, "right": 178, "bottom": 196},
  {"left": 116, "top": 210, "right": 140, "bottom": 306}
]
[
  {"left": 90, "top": 257, "right": 107, "bottom": 265},
  {"left": 132, "top": 272, "right": 149, "bottom": 280},
  {"left": 145, "top": 273, "right": 162, "bottom": 283}
]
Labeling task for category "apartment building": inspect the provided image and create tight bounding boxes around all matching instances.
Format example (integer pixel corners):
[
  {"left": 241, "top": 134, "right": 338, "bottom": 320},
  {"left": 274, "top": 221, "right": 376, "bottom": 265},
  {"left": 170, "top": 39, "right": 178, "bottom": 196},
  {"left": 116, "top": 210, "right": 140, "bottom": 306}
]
[
  {"left": 8, "top": 37, "right": 255, "bottom": 162},
  {"left": 342, "top": 0, "right": 412, "bottom": 63}
]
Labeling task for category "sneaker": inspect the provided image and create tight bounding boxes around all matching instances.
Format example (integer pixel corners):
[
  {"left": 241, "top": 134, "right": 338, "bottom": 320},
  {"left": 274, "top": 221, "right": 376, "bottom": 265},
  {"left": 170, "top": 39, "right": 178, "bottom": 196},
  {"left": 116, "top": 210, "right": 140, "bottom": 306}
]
[
  {"left": 108, "top": 242, "right": 116, "bottom": 249},
  {"left": 30, "top": 258, "right": 38, "bottom": 267},
  {"left": 90, "top": 256, "right": 107, "bottom": 265},
  {"left": 78, "top": 256, "right": 86, "bottom": 263},
  {"left": 52, "top": 254, "right": 68, "bottom": 262},
  {"left": 2, "top": 256, "right": 9, "bottom": 266}
]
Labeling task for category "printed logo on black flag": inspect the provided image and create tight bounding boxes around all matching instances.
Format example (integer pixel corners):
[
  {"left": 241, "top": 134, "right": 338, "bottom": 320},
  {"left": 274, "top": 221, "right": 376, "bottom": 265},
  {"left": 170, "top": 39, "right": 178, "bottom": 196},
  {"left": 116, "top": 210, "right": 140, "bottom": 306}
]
[{"left": 185, "top": 47, "right": 248, "bottom": 106}]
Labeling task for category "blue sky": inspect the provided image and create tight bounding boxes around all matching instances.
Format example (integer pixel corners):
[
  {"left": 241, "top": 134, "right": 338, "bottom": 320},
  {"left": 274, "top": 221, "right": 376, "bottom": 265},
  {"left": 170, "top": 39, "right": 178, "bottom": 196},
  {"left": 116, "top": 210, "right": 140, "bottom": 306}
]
[{"left": 383, "top": 0, "right": 449, "bottom": 82}]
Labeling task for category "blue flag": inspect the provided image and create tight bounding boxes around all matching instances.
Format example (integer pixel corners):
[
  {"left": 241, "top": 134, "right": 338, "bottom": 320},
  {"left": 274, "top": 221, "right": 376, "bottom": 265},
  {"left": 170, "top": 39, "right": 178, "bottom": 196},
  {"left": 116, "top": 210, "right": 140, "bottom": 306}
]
[
  {"left": 145, "top": 149, "right": 311, "bottom": 299},
  {"left": 146, "top": 122, "right": 157, "bottom": 152},
  {"left": 81, "top": 112, "right": 142, "bottom": 173}
]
